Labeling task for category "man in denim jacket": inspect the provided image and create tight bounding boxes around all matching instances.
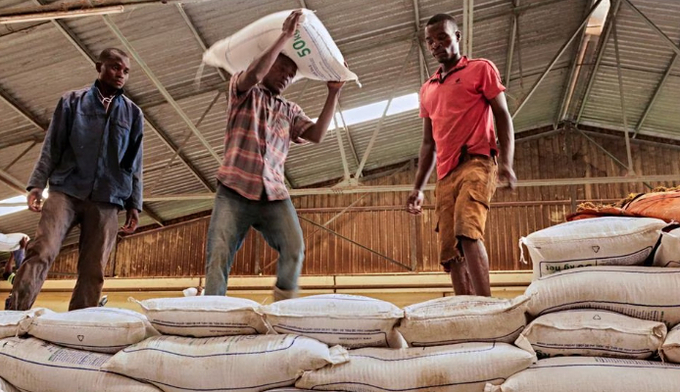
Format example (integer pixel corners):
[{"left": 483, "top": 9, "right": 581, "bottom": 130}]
[{"left": 9, "top": 48, "right": 143, "bottom": 311}]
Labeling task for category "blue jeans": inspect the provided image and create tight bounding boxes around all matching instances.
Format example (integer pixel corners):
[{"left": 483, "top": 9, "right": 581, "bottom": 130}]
[{"left": 205, "top": 184, "right": 305, "bottom": 295}]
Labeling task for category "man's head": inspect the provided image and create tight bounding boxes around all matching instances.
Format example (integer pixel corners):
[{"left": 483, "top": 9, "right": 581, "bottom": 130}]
[
  {"left": 425, "top": 14, "right": 461, "bottom": 64},
  {"left": 262, "top": 54, "right": 297, "bottom": 95},
  {"left": 96, "top": 48, "right": 130, "bottom": 90}
]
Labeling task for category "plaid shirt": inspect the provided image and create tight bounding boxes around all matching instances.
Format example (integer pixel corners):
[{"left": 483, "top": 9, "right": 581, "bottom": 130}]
[{"left": 217, "top": 72, "right": 314, "bottom": 200}]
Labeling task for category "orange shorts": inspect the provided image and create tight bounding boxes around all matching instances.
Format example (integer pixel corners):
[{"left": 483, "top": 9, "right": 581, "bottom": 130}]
[{"left": 435, "top": 156, "right": 498, "bottom": 271}]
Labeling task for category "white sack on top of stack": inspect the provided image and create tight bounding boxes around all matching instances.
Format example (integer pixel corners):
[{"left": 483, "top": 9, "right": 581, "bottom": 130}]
[
  {"left": 28, "top": 307, "right": 158, "bottom": 353},
  {"left": 520, "top": 217, "right": 666, "bottom": 279},
  {"left": 133, "top": 296, "right": 267, "bottom": 337},
  {"left": 262, "top": 294, "right": 404, "bottom": 348},
  {"left": 398, "top": 295, "right": 529, "bottom": 347},
  {"left": 0, "top": 308, "right": 48, "bottom": 338},
  {"left": 653, "top": 226, "right": 680, "bottom": 267}
]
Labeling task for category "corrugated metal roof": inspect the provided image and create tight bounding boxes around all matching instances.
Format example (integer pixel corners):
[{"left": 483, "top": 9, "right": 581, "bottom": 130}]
[
  {"left": 577, "top": 0, "right": 680, "bottom": 138},
  {"left": 0, "top": 0, "right": 677, "bottom": 236}
]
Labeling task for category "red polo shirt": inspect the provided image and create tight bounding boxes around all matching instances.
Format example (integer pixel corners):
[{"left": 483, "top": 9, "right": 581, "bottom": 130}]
[{"left": 419, "top": 56, "right": 505, "bottom": 179}]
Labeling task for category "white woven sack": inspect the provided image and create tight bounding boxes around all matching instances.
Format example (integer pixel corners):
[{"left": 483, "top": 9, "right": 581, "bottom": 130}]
[
  {"left": 103, "top": 334, "right": 349, "bottom": 392},
  {"left": 520, "top": 217, "right": 665, "bottom": 279},
  {"left": 133, "top": 296, "right": 267, "bottom": 337},
  {"left": 203, "top": 9, "right": 358, "bottom": 83},
  {"left": 0, "top": 337, "right": 160, "bottom": 392},
  {"left": 262, "top": 294, "right": 404, "bottom": 348},
  {"left": 398, "top": 295, "right": 529, "bottom": 347},
  {"left": 28, "top": 307, "right": 158, "bottom": 353}
]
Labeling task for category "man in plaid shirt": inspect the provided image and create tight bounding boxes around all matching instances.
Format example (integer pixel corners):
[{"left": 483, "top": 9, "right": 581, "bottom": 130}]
[{"left": 205, "top": 10, "right": 346, "bottom": 301}]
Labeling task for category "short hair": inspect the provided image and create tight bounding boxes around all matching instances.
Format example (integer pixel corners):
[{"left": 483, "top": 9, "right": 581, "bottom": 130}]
[
  {"left": 277, "top": 53, "right": 298, "bottom": 72},
  {"left": 426, "top": 14, "right": 458, "bottom": 29},
  {"left": 98, "top": 48, "right": 128, "bottom": 63}
]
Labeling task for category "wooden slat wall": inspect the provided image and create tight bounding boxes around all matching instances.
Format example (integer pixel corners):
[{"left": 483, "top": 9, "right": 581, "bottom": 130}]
[{"left": 47, "top": 130, "right": 680, "bottom": 278}]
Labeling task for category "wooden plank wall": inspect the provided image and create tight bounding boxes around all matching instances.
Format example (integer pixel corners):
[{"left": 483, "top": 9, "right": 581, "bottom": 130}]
[{"left": 48, "top": 130, "right": 680, "bottom": 279}]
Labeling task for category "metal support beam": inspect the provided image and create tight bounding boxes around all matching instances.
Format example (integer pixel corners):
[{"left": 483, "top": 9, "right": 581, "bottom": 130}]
[
  {"left": 575, "top": 126, "right": 628, "bottom": 170},
  {"left": 3, "top": 142, "right": 37, "bottom": 171},
  {"left": 577, "top": 0, "right": 622, "bottom": 124},
  {"left": 142, "top": 205, "right": 164, "bottom": 227},
  {"left": 0, "top": 1, "right": 218, "bottom": 18},
  {"left": 298, "top": 215, "right": 413, "bottom": 271},
  {"left": 565, "top": 126, "right": 578, "bottom": 211},
  {"left": 412, "top": 0, "right": 428, "bottom": 84},
  {"left": 462, "top": 0, "right": 474, "bottom": 57},
  {"left": 556, "top": 7, "right": 591, "bottom": 129},
  {"left": 514, "top": 8, "right": 526, "bottom": 90},
  {"left": 36, "top": 1, "right": 214, "bottom": 192},
  {"left": 504, "top": 0, "right": 519, "bottom": 85},
  {"left": 574, "top": 126, "right": 652, "bottom": 189},
  {"left": 102, "top": 15, "right": 222, "bottom": 165},
  {"left": 623, "top": 0, "right": 680, "bottom": 57},
  {"left": 1, "top": 6, "right": 124, "bottom": 24},
  {"left": 634, "top": 52, "right": 677, "bottom": 137},
  {"left": 354, "top": 40, "right": 416, "bottom": 179},
  {"left": 261, "top": 193, "right": 370, "bottom": 271},
  {"left": 0, "top": 85, "right": 46, "bottom": 140},
  {"left": 284, "top": 173, "right": 295, "bottom": 189},
  {"left": 336, "top": 106, "right": 361, "bottom": 170},
  {"left": 176, "top": 3, "right": 229, "bottom": 83},
  {"left": 0, "top": 169, "right": 26, "bottom": 195},
  {"left": 334, "top": 115, "right": 351, "bottom": 181},
  {"left": 512, "top": 0, "right": 604, "bottom": 120},
  {"left": 143, "top": 173, "right": 679, "bottom": 201},
  {"left": 147, "top": 91, "right": 222, "bottom": 195},
  {"left": 613, "top": 20, "right": 635, "bottom": 174}
]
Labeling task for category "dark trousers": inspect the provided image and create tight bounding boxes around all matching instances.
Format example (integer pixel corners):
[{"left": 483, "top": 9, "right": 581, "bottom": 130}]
[{"left": 10, "top": 191, "right": 119, "bottom": 311}]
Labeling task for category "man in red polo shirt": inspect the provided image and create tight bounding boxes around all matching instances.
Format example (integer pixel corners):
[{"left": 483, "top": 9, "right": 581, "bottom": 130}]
[
  {"left": 205, "top": 10, "right": 345, "bottom": 301},
  {"left": 407, "top": 14, "right": 516, "bottom": 297}
]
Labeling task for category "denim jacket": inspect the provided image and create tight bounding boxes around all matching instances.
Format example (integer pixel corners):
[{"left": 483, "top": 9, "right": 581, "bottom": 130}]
[{"left": 27, "top": 81, "right": 144, "bottom": 211}]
